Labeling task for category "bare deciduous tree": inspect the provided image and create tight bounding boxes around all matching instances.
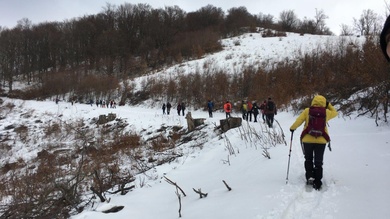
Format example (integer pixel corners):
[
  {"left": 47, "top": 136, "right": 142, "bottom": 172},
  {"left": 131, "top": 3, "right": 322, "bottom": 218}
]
[
  {"left": 340, "top": 24, "right": 354, "bottom": 36},
  {"left": 314, "top": 8, "right": 329, "bottom": 34},
  {"left": 279, "top": 10, "right": 299, "bottom": 32},
  {"left": 353, "top": 9, "right": 381, "bottom": 36}
]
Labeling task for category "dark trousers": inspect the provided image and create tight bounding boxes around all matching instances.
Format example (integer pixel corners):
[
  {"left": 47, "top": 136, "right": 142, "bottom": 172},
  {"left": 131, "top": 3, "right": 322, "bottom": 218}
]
[
  {"left": 208, "top": 108, "right": 213, "bottom": 117},
  {"left": 253, "top": 113, "right": 259, "bottom": 122},
  {"left": 303, "top": 143, "right": 326, "bottom": 185},
  {"left": 225, "top": 112, "right": 231, "bottom": 118},
  {"left": 247, "top": 111, "right": 252, "bottom": 121},
  {"left": 242, "top": 111, "right": 247, "bottom": 120},
  {"left": 266, "top": 113, "right": 274, "bottom": 127}
]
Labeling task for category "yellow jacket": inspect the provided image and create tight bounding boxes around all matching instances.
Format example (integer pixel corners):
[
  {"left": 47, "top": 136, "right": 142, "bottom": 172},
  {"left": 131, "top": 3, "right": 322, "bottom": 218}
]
[{"left": 290, "top": 95, "right": 338, "bottom": 143}]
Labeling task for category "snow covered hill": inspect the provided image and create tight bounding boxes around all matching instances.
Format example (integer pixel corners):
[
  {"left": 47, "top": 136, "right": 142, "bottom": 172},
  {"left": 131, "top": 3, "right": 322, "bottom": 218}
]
[{"left": 1, "top": 32, "right": 389, "bottom": 219}]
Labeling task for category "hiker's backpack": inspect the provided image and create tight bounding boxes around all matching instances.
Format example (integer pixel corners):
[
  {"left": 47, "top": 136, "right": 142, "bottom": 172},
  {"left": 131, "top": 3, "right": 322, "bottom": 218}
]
[
  {"left": 242, "top": 103, "right": 247, "bottom": 111},
  {"left": 301, "top": 106, "right": 330, "bottom": 142},
  {"left": 266, "top": 101, "right": 275, "bottom": 111},
  {"left": 247, "top": 102, "right": 253, "bottom": 110}
]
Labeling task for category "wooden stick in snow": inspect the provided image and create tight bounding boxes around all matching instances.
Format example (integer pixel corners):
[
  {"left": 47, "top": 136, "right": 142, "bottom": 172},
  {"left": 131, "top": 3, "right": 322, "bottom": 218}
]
[
  {"left": 222, "top": 180, "right": 232, "bottom": 191},
  {"left": 192, "top": 188, "right": 208, "bottom": 198},
  {"left": 164, "top": 176, "right": 187, "bottom": 197}
]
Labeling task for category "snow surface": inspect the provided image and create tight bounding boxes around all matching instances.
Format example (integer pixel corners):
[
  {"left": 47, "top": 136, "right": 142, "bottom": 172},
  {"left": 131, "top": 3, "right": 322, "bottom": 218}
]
[
  {"left": 2, "top": 99, "right": 388, "bottom": 219},
  {"left": 1, "top": 32, "right": 389, "bottom": 219}
]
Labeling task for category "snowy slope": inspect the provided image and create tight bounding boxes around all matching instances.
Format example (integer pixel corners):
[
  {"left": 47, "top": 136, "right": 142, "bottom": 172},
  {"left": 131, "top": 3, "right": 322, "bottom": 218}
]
[
  {"left": 1, "top": 32, "right": 389, "bottom": 219},
  {"left": 2, "top": 99, "right": 384, "bottom": 219}
]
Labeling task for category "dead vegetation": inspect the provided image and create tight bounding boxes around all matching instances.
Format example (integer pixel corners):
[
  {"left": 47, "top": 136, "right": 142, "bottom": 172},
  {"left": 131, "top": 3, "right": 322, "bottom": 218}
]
[{"left": 0, "top": 111, "right": 192, "bottom": 218}]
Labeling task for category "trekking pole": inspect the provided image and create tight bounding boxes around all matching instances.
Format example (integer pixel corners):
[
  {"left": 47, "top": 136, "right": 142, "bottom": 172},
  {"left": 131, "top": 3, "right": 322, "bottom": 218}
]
[{"left": 285, "top": 132, "right": 294, "bottom": 184}]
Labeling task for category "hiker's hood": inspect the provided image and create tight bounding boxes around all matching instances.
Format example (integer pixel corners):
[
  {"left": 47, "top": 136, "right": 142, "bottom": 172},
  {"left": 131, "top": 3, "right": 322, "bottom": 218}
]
[{"left": 311, "top": 95, "right": 326, "bottom": 107}]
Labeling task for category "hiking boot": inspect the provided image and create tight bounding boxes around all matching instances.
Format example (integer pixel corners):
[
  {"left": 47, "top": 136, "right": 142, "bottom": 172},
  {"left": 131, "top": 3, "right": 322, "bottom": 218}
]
[
  {"left": 313, "top": 180, "right": 322, "bottom": 190},
  {"left": 306, "top": 177, "right": 315, "bottom": 185}
]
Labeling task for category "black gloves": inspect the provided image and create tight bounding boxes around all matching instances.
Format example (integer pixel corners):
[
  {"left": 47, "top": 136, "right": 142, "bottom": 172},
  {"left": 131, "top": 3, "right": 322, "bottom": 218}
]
[{"left": 290, "top": 129, "right": 294, "bottom": 134}]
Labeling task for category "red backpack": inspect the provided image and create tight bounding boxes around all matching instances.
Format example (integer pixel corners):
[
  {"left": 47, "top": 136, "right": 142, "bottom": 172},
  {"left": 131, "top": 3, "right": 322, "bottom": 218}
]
[
  {"left": 301, "top": 106, "right": 330, "bottom": 142},
  {"left": 247, "top": 102, "right": 253, "bottom": 110}
]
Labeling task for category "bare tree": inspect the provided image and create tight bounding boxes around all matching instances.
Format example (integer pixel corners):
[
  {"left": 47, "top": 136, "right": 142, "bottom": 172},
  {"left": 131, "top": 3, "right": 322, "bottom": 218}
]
[
  {"left": 340, "top": 24, "right": 354, "bottom": 36},
  {"left": 279, "top": 10, "right": 299, "bottom": 32},
  {"left": 353, "top": 9, "right": 380, "bottom": 36},
  {"left": 385, "top": 0, "right": 390, "bottom": 17},
  {"left": 314, "top": 8, "right": 329, "bottom": 34},
  {"left": 256, "top": 13, "right": 275, "bottom": 29},
  {"left": 299, "top": 17, "right": 317, "bottom": 34},
  {"left": 225, "top": 6, "right": 256, "bottom": 36}
]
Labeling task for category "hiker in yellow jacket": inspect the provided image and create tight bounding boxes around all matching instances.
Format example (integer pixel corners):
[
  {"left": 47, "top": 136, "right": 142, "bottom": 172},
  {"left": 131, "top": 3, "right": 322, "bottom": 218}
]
[{"left": 289, "top": 95, "right": 338, "bottom": 190}]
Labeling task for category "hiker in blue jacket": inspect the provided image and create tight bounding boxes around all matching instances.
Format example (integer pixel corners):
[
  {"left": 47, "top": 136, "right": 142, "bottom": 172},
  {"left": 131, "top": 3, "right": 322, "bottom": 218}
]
[{"left": 207, "top": 100, "right": 214, "bottom": 118}]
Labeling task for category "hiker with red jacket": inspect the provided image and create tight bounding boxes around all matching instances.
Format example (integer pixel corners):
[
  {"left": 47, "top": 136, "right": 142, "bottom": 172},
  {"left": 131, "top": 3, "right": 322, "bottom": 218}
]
[
  {"left": 223, "top": 101, "right": 232, "bottom": 118},
  {"left": 289, "top": 95, "right": 338, "bottom": 190}
]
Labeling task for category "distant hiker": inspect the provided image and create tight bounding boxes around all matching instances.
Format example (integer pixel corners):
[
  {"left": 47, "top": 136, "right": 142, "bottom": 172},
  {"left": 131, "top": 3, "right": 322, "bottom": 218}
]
[
  {"left": 265, "top": 97, "right": 277, "bottom": 128},
  {"left": 240, "top": 100, "right": 248, "bottom": 120},
  {"left": 162, "top": 103, "right": 166, "bottom": 114},
  {"left": 96, "top": 99, "right": 99, "bottom": 107},
  {"left": 177, "top": 103, "right": 182, "bottom": 116},
  {"left": 247, "top": 101, "right": 253, "bottom": 121},
  {"left": 259, "top": 100, "right": 267, "bottom": 123},
  {"left": 289, "top": 95, "right": 338, "bottom": 191},
  {"left": 223, "top": 101, "right": 232, "bottom": 118},
  {"left": 207, "top": 100, "right": 214, "bottom": 118},
  {"left": 166, "top": 102, "right": 172, "bottom": 115},
  {"left": 181, "top": 102, "right": 186, "bottom": 116},
  {"left": 252, "top": 102, "right": 259, "bottom": 122}
]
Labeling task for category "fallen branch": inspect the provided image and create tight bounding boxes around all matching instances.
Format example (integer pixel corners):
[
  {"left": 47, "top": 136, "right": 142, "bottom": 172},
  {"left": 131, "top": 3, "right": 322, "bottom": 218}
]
[
  {"left": 192, "top": 188, "right": 208, "bottom": 198},
  {"left": 90, "top": 187, "right": 106, "bottom": 202},
  {"left": 262, "top": 149, "right": 271, "bottom": 159},
  {"left": 222, "top": 180, "right": 232, "bottom": 191},
  {"left": 164, "top": 176, "right": 186, "bottom": 197},
  {"left": 106, "top": 185, "right": 135, "bottom": 195},
  {"left": 176, "top": 188, "right": 182, "bottom": 218}
]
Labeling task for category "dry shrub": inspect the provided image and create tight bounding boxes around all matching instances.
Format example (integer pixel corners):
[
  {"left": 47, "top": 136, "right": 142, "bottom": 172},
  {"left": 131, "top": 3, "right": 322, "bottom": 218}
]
[
  {"left": 150, "top": 135, "right": 172, "bottom": 152},
  {"left": 1, "top": 159, "right": 26, "bottom": 174},
  {"left": 112, "top": 133, "right": 141, "bottom": 151},
  {"left": 14, "top": 125, "right": 29, "bottom": 142},
  {"left": 43, "top": 122, "right": 61, "bottom": 137},
  {"left": 1, "top": 101, "right": 16, "bottom": 114}
]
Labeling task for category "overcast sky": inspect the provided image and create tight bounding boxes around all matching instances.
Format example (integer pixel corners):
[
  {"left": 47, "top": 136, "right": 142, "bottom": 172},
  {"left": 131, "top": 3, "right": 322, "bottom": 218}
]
[{"left": 0, "top": 0, "right": 387, "bottom": 35}]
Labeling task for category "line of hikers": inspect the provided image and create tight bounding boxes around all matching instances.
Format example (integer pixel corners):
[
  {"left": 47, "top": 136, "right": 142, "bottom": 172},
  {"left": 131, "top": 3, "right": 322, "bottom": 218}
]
[
  {"left": 162, "top": 102, "right": 186, "bottom": 116},
  {"left": 162, "top": 98, "right": 277, "bottom": 128},
  {"left": 223, "top": 97, "right": 277, "bottom": 128}
]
